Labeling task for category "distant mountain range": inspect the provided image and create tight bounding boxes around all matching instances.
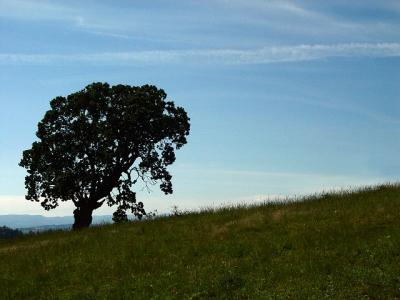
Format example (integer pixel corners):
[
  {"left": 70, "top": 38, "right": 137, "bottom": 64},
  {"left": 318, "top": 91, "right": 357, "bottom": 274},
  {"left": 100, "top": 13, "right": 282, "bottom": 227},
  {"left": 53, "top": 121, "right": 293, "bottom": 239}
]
[
  {"left": 18, "top": 224, "right": 73, "bottom": 234},
  {"left": 0, "top": 214, "right": 113, "bottom": 230}
]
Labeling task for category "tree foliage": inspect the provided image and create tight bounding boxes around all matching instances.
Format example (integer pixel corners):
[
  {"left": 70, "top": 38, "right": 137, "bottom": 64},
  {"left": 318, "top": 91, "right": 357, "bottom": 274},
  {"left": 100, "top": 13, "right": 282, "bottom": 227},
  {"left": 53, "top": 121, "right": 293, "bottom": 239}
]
[
  {"left": 0, "top": 226, "right": 23, "bottom": 239},
  {"left": 19, "top": 83, "right": 190, "bottom": 229}
]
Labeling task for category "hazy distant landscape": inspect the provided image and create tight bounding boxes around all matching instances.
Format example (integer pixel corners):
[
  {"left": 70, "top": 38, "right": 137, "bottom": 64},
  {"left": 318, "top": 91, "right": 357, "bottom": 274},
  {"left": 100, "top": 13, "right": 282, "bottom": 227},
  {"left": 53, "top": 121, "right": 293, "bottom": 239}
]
[
  {"left": 0, "top": 214, "right": 113, "bottom": 229},
  {"left": 0, "top": 215, "right": 115, "bottom": 234}
]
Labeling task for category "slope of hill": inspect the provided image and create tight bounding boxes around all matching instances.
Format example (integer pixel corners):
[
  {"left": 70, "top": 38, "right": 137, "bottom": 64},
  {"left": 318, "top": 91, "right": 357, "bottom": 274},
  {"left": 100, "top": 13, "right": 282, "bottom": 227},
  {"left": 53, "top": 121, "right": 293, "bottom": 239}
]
[{"left": 0, "top": 184, "right": 399, "bottom": 299}]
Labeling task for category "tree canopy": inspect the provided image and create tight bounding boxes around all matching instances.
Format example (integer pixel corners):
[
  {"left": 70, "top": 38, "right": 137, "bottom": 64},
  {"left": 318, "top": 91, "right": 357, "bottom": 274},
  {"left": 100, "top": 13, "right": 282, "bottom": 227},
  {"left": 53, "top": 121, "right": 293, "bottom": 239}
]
[
  {"left": 20, "top": 83, "right": 190, "bottom": 229},
  {"left": 0, "top": 226, "right": 23, "bottom": 239}
]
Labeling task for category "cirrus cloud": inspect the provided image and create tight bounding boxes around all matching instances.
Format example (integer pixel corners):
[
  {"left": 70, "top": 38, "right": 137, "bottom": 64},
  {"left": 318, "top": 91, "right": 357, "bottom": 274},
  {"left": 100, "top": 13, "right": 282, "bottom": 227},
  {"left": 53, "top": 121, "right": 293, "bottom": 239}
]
[{"left": 0, "top": 43, "right": 399, "bottom": 66}]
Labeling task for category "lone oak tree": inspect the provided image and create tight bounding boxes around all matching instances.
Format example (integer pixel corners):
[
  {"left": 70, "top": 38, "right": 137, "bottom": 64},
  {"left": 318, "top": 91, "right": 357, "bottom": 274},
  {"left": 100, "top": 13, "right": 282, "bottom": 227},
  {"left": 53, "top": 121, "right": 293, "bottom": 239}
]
[{"left": 19, "top": 83, "right": 190, "bottom": 230}]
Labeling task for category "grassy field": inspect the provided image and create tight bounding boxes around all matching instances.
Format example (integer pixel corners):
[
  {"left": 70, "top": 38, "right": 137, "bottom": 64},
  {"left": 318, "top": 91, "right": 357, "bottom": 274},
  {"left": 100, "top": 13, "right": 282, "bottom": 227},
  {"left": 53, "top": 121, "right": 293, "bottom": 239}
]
[{"left": 0, "top": 184, "right": 399, "bottom": 299}]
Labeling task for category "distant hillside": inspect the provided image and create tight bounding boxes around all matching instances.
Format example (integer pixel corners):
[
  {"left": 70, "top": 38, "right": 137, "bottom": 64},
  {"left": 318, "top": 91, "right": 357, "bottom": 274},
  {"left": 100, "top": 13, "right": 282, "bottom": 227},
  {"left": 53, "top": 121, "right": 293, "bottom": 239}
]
[
  {"left": 0, "top": 184, "right": 399, "bottom": 299},
  {"left": 18, "top": 224, "right": 72, "bottom": 234},
  {"left": 0, "top": 214, "right": 112, "bottom": 229}
]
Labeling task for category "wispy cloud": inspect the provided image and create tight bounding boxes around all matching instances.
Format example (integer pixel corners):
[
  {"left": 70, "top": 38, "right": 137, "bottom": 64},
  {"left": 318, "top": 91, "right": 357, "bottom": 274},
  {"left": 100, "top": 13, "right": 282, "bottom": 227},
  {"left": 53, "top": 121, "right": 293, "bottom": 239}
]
[
  {"left": 211, "top": 0, "right": 400, "bottom": 41},
  {"left": 1, "top": 0, "right": 399, "bottom": 47},
  {"left": 0, "top": 0, "right": 75, "bottom": 22},
  {"left": 0, "top": 0, "right": 124, "bottom": 36},
  {"left": 1, "top": 43, "right": 399, "bottom": 66},
  {"left": 175, "top": 166, "right": 370, "bottom": 181},
  {"left": 172, "top": 165, "right": 395, "bottom": 202},
  {"left": 277, "top": 95, "right": 400, "bottom": 125}
]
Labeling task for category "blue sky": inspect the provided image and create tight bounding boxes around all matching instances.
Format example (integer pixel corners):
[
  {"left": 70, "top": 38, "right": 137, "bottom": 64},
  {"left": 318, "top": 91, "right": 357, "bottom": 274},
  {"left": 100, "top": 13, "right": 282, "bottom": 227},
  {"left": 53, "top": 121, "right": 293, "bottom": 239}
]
[{"left": 0, "top": 0, "right": 399, "bottom": 216}]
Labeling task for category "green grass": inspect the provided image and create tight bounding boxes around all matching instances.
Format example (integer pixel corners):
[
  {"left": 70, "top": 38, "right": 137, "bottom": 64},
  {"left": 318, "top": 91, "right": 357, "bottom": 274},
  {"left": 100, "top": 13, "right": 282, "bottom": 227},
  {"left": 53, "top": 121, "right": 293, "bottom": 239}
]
[{"left": 1, "top": 184, "right": 400, "bottom": 299}]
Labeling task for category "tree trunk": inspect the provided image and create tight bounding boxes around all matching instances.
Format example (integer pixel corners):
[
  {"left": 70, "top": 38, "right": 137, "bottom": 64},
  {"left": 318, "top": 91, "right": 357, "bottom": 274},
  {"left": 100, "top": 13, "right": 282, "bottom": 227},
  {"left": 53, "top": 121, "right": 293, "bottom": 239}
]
[{"left": 72, "top": 206, "right": 93, "bottom": 230}]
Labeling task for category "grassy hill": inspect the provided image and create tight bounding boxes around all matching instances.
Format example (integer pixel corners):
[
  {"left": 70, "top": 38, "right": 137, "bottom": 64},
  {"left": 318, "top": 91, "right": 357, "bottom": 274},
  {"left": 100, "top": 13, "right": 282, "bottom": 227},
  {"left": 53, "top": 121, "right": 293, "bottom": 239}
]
[{"left": 0, "top": 184, "right": 399, "bottom": 299}]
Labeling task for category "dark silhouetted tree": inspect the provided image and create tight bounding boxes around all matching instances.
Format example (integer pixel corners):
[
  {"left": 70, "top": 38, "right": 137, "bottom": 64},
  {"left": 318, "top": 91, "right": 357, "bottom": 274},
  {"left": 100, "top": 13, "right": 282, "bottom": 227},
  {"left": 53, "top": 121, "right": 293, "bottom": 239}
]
[
  {"left": 0, "top": 226, "right": 23, "bottom": 239},
  {"left": 20, "top": 83, "right": 190, "bottom": 230},
  {"left": 112, "top": 206, "right": 129, "bottom": 224}
]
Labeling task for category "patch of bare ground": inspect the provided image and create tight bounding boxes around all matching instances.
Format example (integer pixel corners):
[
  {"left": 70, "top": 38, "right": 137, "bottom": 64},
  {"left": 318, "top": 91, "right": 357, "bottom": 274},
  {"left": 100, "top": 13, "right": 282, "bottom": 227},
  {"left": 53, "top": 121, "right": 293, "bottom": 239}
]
[
  {"left": 236, "top": 212, "right": 264, "bottom": 228},
  {"left": 0, "top": 239, "right": 51, "bottom": 253},
  {"left": 271, "top": 208, "right": 313, "bottom": 222},
  {"left": 0, "top": 237, "right": 72, "bottom": 253},
  {"left": 211, "top": 212, "right": 265, "bottom": 238},
  {"left": 211, "top": 225, "right": 229, "bottom": 239},
  {"left": 271, "top": 209, "right": 285, "bottom": 221}
]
